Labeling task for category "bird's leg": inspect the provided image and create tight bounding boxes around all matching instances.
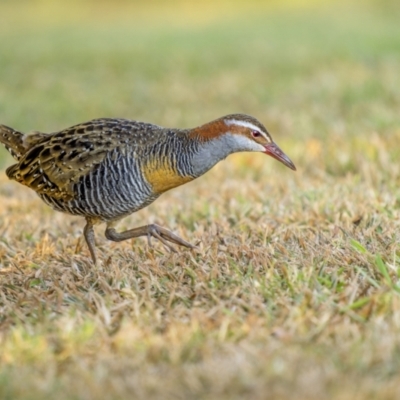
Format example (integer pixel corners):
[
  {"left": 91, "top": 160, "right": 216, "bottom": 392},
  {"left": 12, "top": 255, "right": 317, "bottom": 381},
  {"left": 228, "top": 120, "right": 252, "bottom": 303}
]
[
  {"left": 105, "top": 222, "right": 195, "bottom": 252},
  {"left": 83, "top": 217, "right": 97, "bottom": 264}
]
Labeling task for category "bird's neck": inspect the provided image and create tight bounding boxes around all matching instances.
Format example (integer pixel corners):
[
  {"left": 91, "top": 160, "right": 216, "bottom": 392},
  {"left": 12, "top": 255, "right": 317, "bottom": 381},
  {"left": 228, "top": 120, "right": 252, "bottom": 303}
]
[
  {"left": 184, "top": 122, "right": 245, "bottom": 178},
  {"left": 141, "top": 122, "right": 245, "bottom": 195}
]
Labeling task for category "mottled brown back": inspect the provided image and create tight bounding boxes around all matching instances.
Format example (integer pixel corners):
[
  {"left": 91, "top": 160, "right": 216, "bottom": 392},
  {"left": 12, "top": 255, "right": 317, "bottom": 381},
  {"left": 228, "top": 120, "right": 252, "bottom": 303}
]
[{"left": 2, "top": 118, "right": 164, "bottom": 200}]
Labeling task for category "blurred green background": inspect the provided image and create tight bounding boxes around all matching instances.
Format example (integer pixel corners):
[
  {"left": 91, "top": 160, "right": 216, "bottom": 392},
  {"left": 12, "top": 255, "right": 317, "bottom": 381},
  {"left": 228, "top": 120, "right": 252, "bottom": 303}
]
[{"left": 0, "top": 0, "right": 399, "bottom": 167}]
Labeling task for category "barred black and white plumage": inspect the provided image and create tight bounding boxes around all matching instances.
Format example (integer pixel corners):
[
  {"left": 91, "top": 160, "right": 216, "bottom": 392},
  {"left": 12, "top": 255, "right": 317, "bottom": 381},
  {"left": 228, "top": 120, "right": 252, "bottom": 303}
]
[{"left": 0, "top": 114, "right": 296, "bottom": 264}]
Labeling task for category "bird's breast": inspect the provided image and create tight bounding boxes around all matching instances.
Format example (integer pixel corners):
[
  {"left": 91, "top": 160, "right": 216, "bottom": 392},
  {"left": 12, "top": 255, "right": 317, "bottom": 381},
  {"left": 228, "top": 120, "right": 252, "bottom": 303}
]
[{"left": 141, "top": 156, "right": 193, "bottom": 194}]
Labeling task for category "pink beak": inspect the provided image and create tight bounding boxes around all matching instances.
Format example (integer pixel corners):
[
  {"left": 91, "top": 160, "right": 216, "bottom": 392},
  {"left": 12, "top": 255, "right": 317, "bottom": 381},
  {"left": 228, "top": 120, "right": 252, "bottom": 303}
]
[{"left": 264, "top": 142, "right": 296, "bottom": 171}]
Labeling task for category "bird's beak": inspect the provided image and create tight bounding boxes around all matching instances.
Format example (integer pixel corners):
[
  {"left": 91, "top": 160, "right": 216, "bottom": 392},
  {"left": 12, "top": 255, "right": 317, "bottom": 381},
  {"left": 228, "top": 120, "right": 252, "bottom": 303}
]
[{"left": 264, "top": 142, "right": 296, "bottom": 171}]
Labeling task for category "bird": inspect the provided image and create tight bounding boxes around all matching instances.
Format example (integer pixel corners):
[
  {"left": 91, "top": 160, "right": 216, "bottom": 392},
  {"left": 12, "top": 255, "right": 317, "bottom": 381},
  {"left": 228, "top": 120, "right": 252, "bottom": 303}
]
[{"left": 0, "top": 114, "right": 296, "bottom": 264}]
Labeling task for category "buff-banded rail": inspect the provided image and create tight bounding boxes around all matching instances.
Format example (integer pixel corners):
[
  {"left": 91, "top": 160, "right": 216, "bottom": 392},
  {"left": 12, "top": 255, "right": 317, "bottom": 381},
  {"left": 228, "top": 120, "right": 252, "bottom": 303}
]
[{"left": 0, "top": 114, "right": 296, "bottom": 264}]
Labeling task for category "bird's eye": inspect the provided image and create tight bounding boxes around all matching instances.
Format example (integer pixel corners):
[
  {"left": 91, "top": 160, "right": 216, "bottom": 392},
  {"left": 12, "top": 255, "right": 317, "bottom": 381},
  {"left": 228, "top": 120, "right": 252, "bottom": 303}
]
[{"left": 252, "top": 130, "right": 261, "bottom": 138}]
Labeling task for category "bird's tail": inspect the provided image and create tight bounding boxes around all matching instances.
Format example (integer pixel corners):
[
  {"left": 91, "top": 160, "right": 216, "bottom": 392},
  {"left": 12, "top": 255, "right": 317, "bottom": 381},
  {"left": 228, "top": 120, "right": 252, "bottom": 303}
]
[{"left": 0, "top": 124, "right": 27, "bottom": 161}]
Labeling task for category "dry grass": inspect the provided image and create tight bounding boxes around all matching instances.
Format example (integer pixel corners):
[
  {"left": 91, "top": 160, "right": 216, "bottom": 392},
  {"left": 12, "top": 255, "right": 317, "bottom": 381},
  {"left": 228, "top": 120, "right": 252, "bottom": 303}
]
[{"left": 1, "top": 1, "right": 400, "bottom": 399}]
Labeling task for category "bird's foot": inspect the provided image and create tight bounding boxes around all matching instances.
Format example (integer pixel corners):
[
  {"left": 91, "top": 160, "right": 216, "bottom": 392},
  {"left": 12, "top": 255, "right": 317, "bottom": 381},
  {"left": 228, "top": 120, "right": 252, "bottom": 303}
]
[{"left": 147, "top": 224, "right": 195, "bottom": 253}]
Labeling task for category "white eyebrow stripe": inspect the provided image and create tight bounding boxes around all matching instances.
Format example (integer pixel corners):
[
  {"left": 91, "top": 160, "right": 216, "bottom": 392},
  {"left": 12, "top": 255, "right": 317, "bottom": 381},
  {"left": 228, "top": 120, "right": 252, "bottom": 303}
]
[{"left": 225, "top": 119, "right": 271, "bottom": 142}]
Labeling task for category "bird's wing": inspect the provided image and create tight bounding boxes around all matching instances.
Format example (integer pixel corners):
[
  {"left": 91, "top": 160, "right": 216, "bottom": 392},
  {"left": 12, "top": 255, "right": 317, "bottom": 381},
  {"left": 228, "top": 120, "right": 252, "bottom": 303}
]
[{"left": 7, "top": 118, "right": 164, "bottom": 200}]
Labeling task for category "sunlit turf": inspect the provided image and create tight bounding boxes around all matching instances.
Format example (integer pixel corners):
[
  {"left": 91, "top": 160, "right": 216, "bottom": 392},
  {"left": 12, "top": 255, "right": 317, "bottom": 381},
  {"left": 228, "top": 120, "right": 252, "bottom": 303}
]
[{"left": 1, "top": 1, "right": 400, "bottom": 399}]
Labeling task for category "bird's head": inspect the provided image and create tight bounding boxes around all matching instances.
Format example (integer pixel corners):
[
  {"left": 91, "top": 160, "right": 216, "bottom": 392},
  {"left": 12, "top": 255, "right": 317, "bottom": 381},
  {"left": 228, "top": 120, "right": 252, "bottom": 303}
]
[{"left": 191, "top": 114, "right": 296, "bottom": 171}]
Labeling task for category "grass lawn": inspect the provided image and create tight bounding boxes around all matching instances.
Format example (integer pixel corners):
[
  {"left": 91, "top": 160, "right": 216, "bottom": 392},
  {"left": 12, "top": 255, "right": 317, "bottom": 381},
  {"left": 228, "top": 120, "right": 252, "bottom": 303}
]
[{"left": 1, "top": 1, "right": 400, "bottom": 398}]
